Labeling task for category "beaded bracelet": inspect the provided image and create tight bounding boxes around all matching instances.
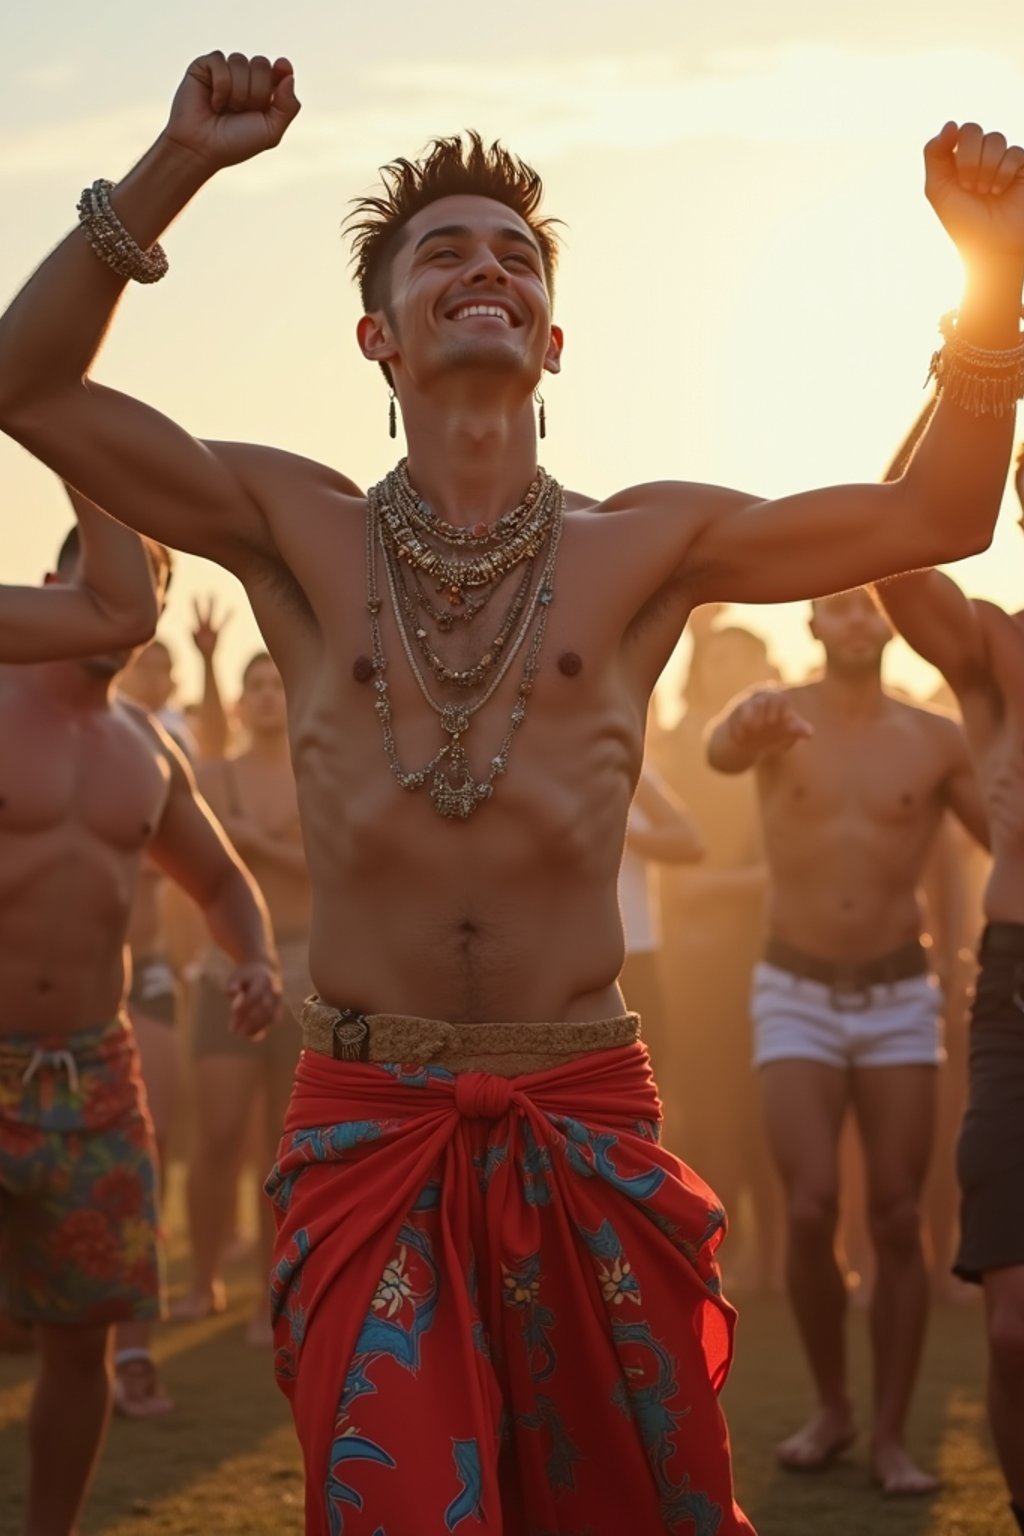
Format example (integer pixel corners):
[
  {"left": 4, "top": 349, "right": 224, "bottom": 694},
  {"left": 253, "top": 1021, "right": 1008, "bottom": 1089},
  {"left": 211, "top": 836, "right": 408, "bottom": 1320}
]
[
  {"left": 76, "top": 179, "right": 169, "bottom": 285},
  {"left": 926, "top": 308, "right": 1024, "bottom": 418}
]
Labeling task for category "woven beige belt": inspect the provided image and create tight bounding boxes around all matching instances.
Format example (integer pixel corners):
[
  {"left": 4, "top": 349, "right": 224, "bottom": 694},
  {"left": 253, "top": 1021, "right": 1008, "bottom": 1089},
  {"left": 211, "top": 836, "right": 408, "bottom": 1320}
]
[{"left": 299, "top": 997, "right": 640, "bottom": 1077}]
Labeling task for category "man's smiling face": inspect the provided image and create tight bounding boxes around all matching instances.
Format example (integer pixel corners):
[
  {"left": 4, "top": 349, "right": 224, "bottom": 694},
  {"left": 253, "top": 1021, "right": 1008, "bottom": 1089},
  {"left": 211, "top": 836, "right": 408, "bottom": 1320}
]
[{"left": 360, "top": 194, "right": 562, "bottom": 391}]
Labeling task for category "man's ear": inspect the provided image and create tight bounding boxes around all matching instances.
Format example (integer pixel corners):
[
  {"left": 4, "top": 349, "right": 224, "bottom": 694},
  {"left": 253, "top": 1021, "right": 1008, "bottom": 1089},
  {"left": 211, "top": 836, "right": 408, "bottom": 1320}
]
[
  {"left": 543, "top": 324, "right": 564, "bottom": 377},
  {"left": 358, "top": 312, "right": 399, "bottom": 365}
]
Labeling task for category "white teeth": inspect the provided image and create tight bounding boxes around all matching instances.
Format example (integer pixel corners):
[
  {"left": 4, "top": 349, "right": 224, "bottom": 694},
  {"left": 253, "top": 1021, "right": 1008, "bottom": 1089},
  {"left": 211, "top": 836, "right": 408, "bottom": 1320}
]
[{"left": 452, "top": 304, "right": 511, "bottom": 324}]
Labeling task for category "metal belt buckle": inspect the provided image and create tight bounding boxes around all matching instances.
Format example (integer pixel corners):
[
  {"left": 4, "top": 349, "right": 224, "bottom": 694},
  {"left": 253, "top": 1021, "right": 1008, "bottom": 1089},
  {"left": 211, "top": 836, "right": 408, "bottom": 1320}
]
[
  {"left": 829, "top": 974, "right": 871, "bottom": 1014},
  {"left": 331, "top": 1008, "right": 369, "bottom": 1061}
]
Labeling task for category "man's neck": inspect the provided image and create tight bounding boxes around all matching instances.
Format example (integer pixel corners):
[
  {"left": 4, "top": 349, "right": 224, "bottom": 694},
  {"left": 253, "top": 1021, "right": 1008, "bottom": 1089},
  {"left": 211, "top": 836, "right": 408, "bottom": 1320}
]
[
  {"left": 819, "top": 663, "right": 886, "bottom": 717},
  {"left": 29, "top": 660, "right": 114, "bottom": 710},
  {"left": 245, "top": 730, "right": 290, "bottom": 764},
  {"left": 401, "top": 390, "right": 540, "bottom": 528}
]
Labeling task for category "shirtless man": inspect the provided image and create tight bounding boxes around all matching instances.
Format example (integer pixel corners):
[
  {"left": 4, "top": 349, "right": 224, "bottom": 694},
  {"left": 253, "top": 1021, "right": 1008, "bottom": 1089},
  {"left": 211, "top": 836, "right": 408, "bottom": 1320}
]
[
  {"left": 0, "top": 52, "right": 1021, "bottom": 1531},
  {"left": 181, "top": 649, "right": 311, "bottom": 1344},
  {"left": 117, "top": 627, "right": 195, "bottom": 1185},
  {"left": 0, "top": 514, "right": 280, "bottom": 1536},
  {"left": 113, "top": 626, "right": 186, "bottom": 1416},
  {"left": 706, "top": 588, "right": 987, "bottom": 1494},
  {"left": 876, "top": 429, "right": 1024, "bottom": 1532}
]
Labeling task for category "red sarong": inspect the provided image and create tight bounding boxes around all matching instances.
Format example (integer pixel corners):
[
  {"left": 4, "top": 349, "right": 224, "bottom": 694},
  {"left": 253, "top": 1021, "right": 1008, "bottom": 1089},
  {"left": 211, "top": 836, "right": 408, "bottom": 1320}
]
[{"left": 268, "top": 1043, "right": 755, "bottom": 1534}]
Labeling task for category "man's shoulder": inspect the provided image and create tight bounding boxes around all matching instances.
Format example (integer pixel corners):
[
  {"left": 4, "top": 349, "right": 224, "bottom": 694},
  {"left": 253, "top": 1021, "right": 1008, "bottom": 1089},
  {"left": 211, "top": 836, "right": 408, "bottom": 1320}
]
[
  {"left": 886, "top": 690, "right": 965, "bottom": 742},
  {"left": 594, "top": 480, "right": 720, "bottom": 517},
  {"left": 207, "top": 441, "right": 365, "bottom": 515}
]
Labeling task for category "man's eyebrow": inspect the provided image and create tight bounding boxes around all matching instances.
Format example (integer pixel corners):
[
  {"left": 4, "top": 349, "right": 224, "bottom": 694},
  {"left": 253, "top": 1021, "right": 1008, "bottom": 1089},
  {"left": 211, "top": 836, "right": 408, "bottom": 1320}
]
[{"left": 412, "top": 223, "right": 540, "bottom": 254}]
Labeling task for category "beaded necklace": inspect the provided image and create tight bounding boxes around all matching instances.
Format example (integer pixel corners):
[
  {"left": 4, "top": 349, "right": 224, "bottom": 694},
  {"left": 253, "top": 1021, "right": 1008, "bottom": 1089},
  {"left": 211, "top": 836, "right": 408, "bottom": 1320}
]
[
  {"left": 365, "top": 468, "right": 564, "bottom": 820},
  {"left": 376, "top": 459, "right": 560, "bottom": 611}
]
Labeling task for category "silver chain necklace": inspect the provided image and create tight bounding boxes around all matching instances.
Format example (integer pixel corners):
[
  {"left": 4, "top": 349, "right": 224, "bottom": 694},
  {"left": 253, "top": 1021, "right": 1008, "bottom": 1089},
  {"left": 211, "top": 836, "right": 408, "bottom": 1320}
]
[{"left": 364, "top": 475, "right": 565, "bottom": 820}]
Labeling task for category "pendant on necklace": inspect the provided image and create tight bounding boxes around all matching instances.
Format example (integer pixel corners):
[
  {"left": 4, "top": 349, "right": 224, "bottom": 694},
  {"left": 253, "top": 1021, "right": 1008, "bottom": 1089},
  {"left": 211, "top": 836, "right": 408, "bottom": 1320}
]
[
  {"left": 430, "top": 741, "right": 489, "bottom": 817},
  {"left": 440, "top": 704, "right": 470, "bottom": 737}
]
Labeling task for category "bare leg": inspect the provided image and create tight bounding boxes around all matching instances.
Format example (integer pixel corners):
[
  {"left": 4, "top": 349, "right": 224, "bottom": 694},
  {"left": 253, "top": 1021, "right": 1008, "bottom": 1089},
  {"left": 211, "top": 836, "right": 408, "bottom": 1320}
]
[
  {"left": 927, "top": 1004, "right": 971, "bottom": 1301},
  {"left": 760, "top": 1059, "right": 855, "bottom": 1469},
  {"left": 25, "top": 1324, "right": 111, "bottom": 1536},
  {"left": 854, "top": 1064, "right": 939, "bottom": 1495},
  {"left": 984, "top": 1266, "right": 1024, "bottom": 1512},
  {"left": 248, "top": 1033, "right": 299, "bottom": 1346},
  {"left": 177, "top": 1052, "right": 258, "bottom": 1317},
  {"left": 246, "top": 1081, "right": 275, "bottom": 1347},
  {"left": 742, "top": 1076, "right": 784, "bottom": 1295},
  {"left": 113, "top": 1009, "right": 174, "bottom": 1417},
  {"left": 838, "top": 1119, "right": 874, "bottom": 1307}
]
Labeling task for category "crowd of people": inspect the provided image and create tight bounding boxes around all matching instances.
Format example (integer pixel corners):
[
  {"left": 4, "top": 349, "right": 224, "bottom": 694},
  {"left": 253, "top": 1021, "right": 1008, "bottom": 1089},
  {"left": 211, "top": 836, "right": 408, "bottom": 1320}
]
[{"left": 1, "top": 46, "right": 1024, "bottom": 1536}]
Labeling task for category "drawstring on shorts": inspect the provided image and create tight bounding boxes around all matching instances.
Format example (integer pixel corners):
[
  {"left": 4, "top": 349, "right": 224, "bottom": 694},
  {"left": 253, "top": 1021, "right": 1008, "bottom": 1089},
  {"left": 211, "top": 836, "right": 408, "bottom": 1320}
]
[{"left": 21, "top": 1048, "right": 81, "bottom": 1095}]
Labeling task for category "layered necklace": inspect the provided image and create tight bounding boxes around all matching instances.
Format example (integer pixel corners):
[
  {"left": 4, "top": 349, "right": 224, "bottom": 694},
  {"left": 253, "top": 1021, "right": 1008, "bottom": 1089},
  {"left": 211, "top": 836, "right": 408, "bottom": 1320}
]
[{"left": 365, "top": 458, "right": 565, "bottom": 820}]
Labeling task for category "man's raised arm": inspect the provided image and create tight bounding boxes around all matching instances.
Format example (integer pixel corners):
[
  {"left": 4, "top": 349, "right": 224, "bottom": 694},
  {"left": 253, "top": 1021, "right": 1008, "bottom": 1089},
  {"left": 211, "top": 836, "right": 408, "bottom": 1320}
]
[
  {"left": 872, "top": 393, "right": 995, "bottom": 694},
  {"left": 0, "top": 486, "right": 159, "bottom": 662},
  {"left": 0, "top": 53, "right": 301, "bottom": 567},
  {"left": 662, "top": 125, "right": 1024, "bottom": 608}
]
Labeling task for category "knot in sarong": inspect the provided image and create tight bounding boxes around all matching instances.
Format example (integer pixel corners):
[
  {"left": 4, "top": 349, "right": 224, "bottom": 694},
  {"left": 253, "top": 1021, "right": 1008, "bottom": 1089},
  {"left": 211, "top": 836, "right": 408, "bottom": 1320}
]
[{"left": 454, "top": 1071, "right": 515, "bottom": 1120}]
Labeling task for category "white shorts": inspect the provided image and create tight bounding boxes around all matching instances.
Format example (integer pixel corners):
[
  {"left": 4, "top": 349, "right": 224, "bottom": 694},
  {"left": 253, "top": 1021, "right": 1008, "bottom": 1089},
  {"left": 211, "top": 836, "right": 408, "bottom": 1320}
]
[{"left": 750, "top": 962, "right": 944, "bottom": 1071}]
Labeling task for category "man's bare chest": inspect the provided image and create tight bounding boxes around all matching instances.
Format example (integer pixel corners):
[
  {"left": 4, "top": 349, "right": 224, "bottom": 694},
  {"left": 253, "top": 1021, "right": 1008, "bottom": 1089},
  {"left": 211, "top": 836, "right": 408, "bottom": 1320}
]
[
  {"left": 268, "top": 500, "right": 675, "bottom": 677},
  {"left": 0, "top": 701, "right": 168, "bottom": 849},
  {"left": 766, "top": 726, "right": 943, "bottom": 828},
  {"left": 231, "top": 758, "right": 301, "bottom": 838}
]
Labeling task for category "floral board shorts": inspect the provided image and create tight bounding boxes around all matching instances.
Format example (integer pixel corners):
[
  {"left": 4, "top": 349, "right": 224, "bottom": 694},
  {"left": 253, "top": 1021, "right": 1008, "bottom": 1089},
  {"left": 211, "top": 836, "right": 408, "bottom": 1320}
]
[{"left": 0, "top": 1018, "right": 162, "bottom": 1326}]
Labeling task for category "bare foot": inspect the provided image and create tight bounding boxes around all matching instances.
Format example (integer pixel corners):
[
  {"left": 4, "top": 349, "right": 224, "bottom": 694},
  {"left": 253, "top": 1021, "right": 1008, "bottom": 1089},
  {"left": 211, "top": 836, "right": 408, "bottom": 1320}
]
[
  {"left": 871, "top": 1441, "right": 940, "bottom": 1496},
  {"left": 777, "top": 1407, "right": 856, "bottom": 1471},
  {"left": 113, "top": 1353, "right": 175, "bottom": 1419},
  {"left": 169, "top": 1280, "right": 227, "bottom": 1322}
]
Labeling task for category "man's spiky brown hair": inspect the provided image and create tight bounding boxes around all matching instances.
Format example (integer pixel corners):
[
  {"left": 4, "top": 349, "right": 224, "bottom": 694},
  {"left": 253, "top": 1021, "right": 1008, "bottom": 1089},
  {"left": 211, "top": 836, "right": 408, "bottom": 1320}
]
[{"left": 347, "top": 131, "right": 562, "bottom": 318}]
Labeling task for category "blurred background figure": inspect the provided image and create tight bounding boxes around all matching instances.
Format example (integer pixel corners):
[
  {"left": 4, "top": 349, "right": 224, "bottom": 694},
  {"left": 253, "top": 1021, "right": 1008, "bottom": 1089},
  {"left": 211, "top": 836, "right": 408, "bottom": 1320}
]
[
  {"left": 120, "top": 638, "right": 198, "bottom": 761},
  {"left": 618, "top": 755, "right": 705, "bottom": 1126},
  {"left": 175, "top": 646, "right": 311, "bottom": 1347},
  {"left": 652, "top": 609, "right": 781, "bottom": 1294}
]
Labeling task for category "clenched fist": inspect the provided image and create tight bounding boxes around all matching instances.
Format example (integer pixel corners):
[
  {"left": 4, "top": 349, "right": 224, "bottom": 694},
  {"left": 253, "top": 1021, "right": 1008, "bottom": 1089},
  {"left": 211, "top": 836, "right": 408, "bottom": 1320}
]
[
  {"left": 925, "top": 122, "right": 1024, "bottom": 264},
  {"left": 726, "top": 689, "right": 814, "bottom": 758},
  {"left": 163, "top": 51, "right": 301, "bottom": 171}
]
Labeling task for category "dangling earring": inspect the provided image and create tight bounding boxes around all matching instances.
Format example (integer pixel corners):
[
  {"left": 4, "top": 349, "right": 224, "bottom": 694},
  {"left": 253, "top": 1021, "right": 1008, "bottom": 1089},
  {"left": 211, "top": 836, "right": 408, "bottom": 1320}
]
[
  {"left": 534, "top": 388, "right": 546, "bottom": 440},
  {"left": 388, "top": 389, "right": 397, "bottom": 440}
]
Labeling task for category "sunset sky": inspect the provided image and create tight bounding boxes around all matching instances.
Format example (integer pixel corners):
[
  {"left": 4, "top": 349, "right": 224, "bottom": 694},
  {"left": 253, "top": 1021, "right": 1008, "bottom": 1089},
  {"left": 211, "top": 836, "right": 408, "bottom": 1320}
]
[{"left": 3, "top": 0, "right": 1024, "bottom": 715}]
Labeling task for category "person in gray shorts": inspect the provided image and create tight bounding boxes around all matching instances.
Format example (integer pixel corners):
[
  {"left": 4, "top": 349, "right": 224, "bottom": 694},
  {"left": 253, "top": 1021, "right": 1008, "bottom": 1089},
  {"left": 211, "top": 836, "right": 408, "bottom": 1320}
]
[{"left": 707, "top": 588, "right": 987, "bottom": 1496}]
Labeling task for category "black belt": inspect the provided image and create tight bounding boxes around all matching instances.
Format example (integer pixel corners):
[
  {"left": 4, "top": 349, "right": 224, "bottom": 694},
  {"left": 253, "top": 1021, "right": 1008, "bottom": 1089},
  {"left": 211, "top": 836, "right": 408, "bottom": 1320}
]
[
  {"left": 980, "top": 922, "right": 1024, "bottom": 961},
  {"left": 764, "top": 937, "right": 928, "bottom": 993}
]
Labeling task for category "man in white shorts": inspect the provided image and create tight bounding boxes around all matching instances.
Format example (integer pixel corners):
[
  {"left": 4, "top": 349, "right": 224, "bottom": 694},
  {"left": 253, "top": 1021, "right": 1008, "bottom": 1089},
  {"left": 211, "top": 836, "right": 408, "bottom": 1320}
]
[{"left": 706, "top": 588, "right": 987, "bottom": 1496}]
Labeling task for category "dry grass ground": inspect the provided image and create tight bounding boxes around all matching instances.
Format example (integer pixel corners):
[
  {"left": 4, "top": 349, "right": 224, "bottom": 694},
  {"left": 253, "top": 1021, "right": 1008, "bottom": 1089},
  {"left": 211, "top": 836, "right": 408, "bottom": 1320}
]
[{"left": 0, "top": 1172, "right": 1010, "bottom": 1535}]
